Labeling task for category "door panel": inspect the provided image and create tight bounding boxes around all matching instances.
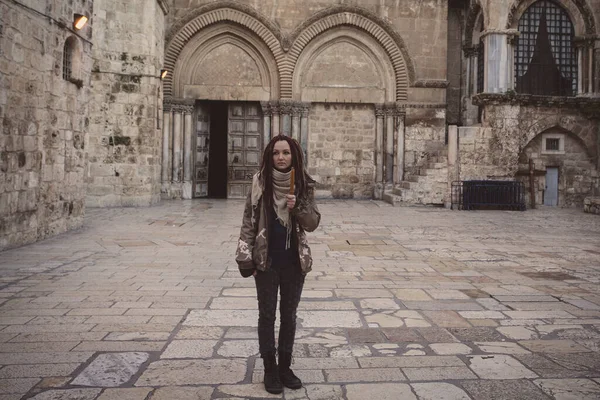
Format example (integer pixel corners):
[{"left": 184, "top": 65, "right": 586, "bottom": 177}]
[
  {"left": 194, "top": 105, "right": 210, "bottom": 197},
  {"left": 227, "top": 103, "right": 263, "bottom": 199},
  {"left": 544, "top": 167, "right": 558, "bottom": 206}
]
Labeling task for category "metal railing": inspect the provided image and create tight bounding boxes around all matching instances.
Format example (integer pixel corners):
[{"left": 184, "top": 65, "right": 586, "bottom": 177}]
[{"left": 452, "top": 180, "right": 526, "bottom": 211}]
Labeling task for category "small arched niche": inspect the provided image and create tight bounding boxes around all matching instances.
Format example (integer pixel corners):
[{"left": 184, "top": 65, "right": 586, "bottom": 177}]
[
  {"left": 293, "top": 27, "right": 396, "bottom": 103},
  {"left": 172, "top": 23, "right": 279, "bottom": 101},
  {"left": 63, "top": 36, "right": 83, "bottom": 82}
]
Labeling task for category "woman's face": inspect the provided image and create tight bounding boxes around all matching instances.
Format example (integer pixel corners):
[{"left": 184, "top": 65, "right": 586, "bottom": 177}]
[{"left": 273, "top": 140, "right": 292, "bottom": 171}]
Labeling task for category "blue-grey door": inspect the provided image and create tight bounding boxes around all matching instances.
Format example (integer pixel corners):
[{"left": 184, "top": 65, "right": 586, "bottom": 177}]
[{"left": 544, "top": 167, "right": 559, "bottom": 206}]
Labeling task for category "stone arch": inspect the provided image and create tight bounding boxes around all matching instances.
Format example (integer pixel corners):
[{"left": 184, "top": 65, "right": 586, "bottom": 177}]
[
  {"left": 284, "top": 6, "right": 416, "bottom": 101},
  {"left": 465, "top": 1, "right": 484, "bottom": 48},
  {"left": 172, "top": 23, "right": 278, "bottom": 100},
  {"left": 292, "top": 27, "right": 396, "bottom": 103},
  {"left": 163, "top": 2, "right": 285, "bottom": 98},
  {"left": 522, "top": 118, "right": 597, "bottom": 161},
  {"left": 507, "top": 0, "right": 596, "bottom": 35}
]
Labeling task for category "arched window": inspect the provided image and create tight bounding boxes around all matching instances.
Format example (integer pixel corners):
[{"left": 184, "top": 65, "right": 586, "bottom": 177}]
[
  {"left": 63, "top": 37, "right": 79, "bottom": 81},
  {"left": 514, "top": 1, "right": 577, "bottom": 96}
]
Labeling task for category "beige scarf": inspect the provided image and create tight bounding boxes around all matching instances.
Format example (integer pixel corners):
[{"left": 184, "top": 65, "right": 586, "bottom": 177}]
[{"left": 272, "top": 168, "right": 293, "bottom": 249}]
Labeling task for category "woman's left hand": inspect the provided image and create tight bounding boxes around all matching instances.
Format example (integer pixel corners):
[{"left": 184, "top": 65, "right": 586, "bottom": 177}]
[{"left": 286, "top": 194, "right": 296, "bottom": 210}]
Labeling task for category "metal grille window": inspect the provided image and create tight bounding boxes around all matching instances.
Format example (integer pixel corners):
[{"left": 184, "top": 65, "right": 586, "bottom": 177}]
[
  {"left": 546, "top": 138, "right": 560, "bottom": 150},
  {"left": 63, "top": 40, "right": 73, "bottom": 80},
  {"left": 515, "top": 0, "right": 577, "bottom": 96},
  {"left": 477, "top": 40, "right": 485, "bottom": 93}
]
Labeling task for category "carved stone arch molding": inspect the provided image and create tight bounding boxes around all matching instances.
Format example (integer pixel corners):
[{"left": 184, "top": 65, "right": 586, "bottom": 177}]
[
  {"left": 172, "top": 23, "right": 278, "bottom": 100},
  {"left": 292, "top": 27, "right": 396, "bottom": 103},
  {"left": 522, "top": 117, "right": 597, "bottom": 162},
  {"left": 163, "top": 1, "right": 285, "bottom": 98},
  {"left": 506, "top": 0, "right": 597, "bottom": 35},
  {"left": 284, "top": 6, "right": 416, "bottom": 101},
  {"left": 465, "top": 0, "right": 484, "bottom": 48}
]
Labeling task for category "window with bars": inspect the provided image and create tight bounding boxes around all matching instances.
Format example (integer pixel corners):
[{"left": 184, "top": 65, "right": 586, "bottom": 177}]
[
  {"left": 477, "top": 40, "right": 485, "bottom": 93},
  {"left": 514, "top": 0, "right": 577, "bottom": 96},
  {"left": 546, "top": 138, "right": 560, "bottom": 150},
  {"left": 63, "top": 39, "right": 73, "bottom": 81}
]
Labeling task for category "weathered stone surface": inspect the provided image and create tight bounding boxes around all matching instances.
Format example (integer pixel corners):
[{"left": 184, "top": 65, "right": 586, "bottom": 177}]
[
  {"left": 467, "top": 355, "right": 538, "bottom": 380},
  {"left": 461, "top": 379, "right": 551, "bottom": 400},
  {"left": 161, "top": 340, "right": 217, "bottom": 359},
  {"left": 411, "top": 382, "right": 471, "bottom": 400},
  {"left": 346, "top": 383, "right": 416, "bottom": 400},
  {"left": 534, "top": 378, "right": 600, "bottom": 400},
  {"left": 150, "top": 386, "right": 214, "bottom": 400},
  {"left": 28, "top": 389, "right": 102, "bottom": 400},
  {"left": 71, "top": 352, "right": 149, "bottom": 387},
  {"left": 430, "top": 343, "right": 473, "bottom": 355},
  {"left": 135, "top": 359, "right": 246, "bottom": 386}
]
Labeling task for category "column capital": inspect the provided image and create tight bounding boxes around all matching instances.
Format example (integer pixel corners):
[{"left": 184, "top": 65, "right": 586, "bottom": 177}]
[
  {"left": 279, "top": 100, "right": 294, "bottom": 115},
  {"left": 384, "top": 102, "right": 406, "bottom": 117},
  {"left": 463, "top": 44, "right": 480, "bottom": 57},
  {"left": 574, "top": 36, "right": 596, "bottom": 49},
  {"left": 300, "top": 103, "right": 311, "bottom": 117},
  {"left": 165, "top": 98, "right": 194, "bottom": 113},
  {"left": 480, "top": 29, "right": 520, "bottom": 39},
  {"left": 375, "top": 104, "right": 385, "bottom": 117},
  {"left": 260, "top": 101, "right": 273, "bottom": 116}
]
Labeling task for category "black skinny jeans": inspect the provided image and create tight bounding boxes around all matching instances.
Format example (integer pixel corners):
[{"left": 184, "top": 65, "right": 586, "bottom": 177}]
[{"left": 254, "top": 252, "right": 305, "bottom": 356}]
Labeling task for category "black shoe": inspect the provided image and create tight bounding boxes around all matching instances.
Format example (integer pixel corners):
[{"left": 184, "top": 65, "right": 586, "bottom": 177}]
[
  {"left": 278, "top": 351, "right": 302, "bottom": 389},
  {"left": 262, "top": 352, "right": 283, "bottom": 394}
]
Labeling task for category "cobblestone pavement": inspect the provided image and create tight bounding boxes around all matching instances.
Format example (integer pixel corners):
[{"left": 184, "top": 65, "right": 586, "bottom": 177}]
[{"left": 1, "top": 200, "right": 600, "bottom": 400}]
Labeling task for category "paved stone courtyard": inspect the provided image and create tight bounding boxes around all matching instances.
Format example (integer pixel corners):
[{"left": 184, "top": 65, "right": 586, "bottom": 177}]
[{"left": 0, "top": 200, "right": 599, "bottom": 399}]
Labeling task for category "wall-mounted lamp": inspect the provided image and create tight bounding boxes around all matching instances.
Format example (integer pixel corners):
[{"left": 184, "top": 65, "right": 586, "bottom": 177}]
[
  {"left": 160, "top": 69, "right": 168, "bottom": 79},
  {"left": 73, "top": 14, "right": 88, "bottom": 30}
]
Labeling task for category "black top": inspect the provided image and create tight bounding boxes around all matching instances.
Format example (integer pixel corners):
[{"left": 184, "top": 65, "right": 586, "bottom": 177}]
[{"left": 268, "top": 206, "right": 297, "bottom": 260}]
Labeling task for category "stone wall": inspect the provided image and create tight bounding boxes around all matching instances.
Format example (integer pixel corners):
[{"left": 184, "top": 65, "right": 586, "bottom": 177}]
[
  {"left": 308, "top": 103, "right": 375, "bottom": 199},
  {"left": 87, "top": 0, "right": 167, "bottom": 207},
  {"left": 0, "top": 0, "right": 93, "bottom": 251},
  {"left": 458, "top": 98, "right": 600, "bottom": 207},
  {"left": 167, "top": 0, "right": 449, "bottom": 86},
  {"left": 519, "top": 132, "right": 597, "bottom": 207},
  {"left": 404, "top": 107, "right": 447, "bottom": 174}
]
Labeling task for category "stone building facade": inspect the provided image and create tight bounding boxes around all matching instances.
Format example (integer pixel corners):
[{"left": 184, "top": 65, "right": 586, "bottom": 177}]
[
  {"left": 1, "top": 0, "right": 599, "bottom": 250},
  {"left": 1, "top": 0, "right": 94, "bottom": 250}
]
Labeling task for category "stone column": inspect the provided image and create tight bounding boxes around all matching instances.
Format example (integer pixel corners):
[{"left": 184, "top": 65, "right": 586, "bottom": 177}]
[
  {"left": 182, "top": 104, "right": 194, "bottom": 199},
  {"left": 261, "top": 102, "right": 272, "bottom": 148},
  {"left": 384, "top": 104, "right": 395, "bottom": 184},
  {"left": 300, "top": 103, "right": 310, "bottom": 163},
  {"left": 374, "top": 105, "right": 385, "bottom": 184},
  {"left": 594, "top": 41, "right": 600, "bottom": 94},
  {"left": 463, "top": 46, "right": 479, "bottom": 96},
  {"left": 172, "top": 108, "right": 183, "bottom": 182},
  {"left": 271, "top": 103, "right": 280, "bottom": 137},
  {"left": 291, "top": 103, "right": 301, "bottom": 141},
  {"left": 392, "top": 105, "right": 406, "bottom": 185},
  {"left": 482, "top": 30, "right": 518, "bottom": 93},
  {"left": 161, "top": 101, "right": 172, "bottom": 187},
  {"left": 447, "top": 125, "right": 459, "bottom": 209},
  {"left": 280, "top": 101, "right": 293, "bottom": 136}
]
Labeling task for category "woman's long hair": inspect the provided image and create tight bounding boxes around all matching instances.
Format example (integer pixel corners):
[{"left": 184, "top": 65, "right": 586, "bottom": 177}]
[{"left": 259, "top": 135, "right": 311, "bottom": 207}]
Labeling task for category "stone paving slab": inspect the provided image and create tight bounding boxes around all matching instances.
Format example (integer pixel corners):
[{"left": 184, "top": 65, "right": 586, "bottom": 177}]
[{"left": 0, "top": 201, "right": 599, "bottom": 399}]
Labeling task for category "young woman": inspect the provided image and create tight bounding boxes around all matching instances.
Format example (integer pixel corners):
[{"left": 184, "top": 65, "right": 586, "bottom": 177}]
[{"left": 236, "top": 135, "right": 321, "bottom": 394}]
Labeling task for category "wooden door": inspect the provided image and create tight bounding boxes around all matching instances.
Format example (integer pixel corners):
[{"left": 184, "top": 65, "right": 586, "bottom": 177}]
[
  {"left": 227, "top": 103, "right": 263, "bottom": 199},
  {"left": 194, "top": 104, "right": 210, "bottom": 197}
]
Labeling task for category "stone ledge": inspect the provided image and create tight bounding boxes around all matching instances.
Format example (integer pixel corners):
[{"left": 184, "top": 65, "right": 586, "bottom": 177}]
[
  {"left": 583, "top": 197, "right": 600, "bottom": 215},
  {"left": 472, "top": 93, "right": 600, "bottom": 118}
]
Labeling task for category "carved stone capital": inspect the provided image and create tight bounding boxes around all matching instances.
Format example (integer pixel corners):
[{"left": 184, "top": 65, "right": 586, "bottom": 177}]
[
  {"left": 166, "top": 98, "right": 194, "bottom": 113},
  {"left": 413, "top": 80, "right": 450, "bottom": 89},
  {"left": 463, "top": 45, "right": 479, "bottom": 57},
  {"left": 260, "top": 101, "right": 272, "bottom": 116},
  {"left": 375, "top": 104, "right": 385, "bottom": 118},
  {"left": 279, "top": 100, "right": 294, "bottom": 115}
]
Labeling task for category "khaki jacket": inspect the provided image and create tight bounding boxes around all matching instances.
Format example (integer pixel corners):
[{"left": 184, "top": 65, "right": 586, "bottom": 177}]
[{"left": 235, "top": 174, "right": 321, "bottom": 275}]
